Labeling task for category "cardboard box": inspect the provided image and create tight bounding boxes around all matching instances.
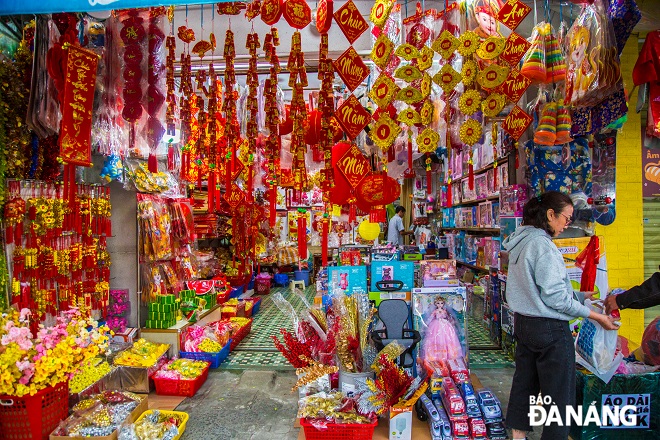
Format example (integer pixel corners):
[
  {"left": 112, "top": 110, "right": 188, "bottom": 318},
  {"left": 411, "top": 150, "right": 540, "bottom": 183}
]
[
  {"left": 368, "top": 290, "right": 411, "bottom": 306},
  {"left": 389, "top": 406, "right": 413, "bottom": 440},
  {"left": 327, "top": 266, "right": 368, "bottom": 295},
  {"left": 371, "top": 261, "right": 415, "bottom": 291},
  {"left": 50, "top": 395, "right": 148, "bottom": 440},
  {"left": 112, "top": 327, "right": 138, "bottom": 344}
]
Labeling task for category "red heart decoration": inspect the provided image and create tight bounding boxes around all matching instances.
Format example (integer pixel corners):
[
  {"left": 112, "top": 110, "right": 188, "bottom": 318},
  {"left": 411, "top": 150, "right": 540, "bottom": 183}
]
[
  {"left": 123, "top": 65, "right": 142, "bottom": 84},
  {"left": 148, "top": 24, "right": 165, "bottom": 53},
  {"left": 146, "top": 116, "right": 165, "bottom": 144},
  {"left": 120, "top": 18, "right": 145, "bottom": 45},
  {"left": 123, "top": 84, "right": 142, "bottom": 104}
]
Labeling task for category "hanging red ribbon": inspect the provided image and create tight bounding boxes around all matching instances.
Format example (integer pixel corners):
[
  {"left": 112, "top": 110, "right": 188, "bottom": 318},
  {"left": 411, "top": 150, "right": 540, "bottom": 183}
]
[
  {"left": 425, "top": 153, "right": 433, "bottom": 195},
  {"left": 297, "top": 208, "right": 307, "bottom": 260},
  {"left": 575, "top": 236, "right": 600, "bottom": 292},
  {"left": 321, "top": 215, "right": 329, "bottom": 266}
]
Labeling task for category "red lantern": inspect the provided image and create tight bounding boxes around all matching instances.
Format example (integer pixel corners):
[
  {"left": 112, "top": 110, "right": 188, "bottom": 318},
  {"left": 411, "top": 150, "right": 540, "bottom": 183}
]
[
  {"left": 356, "top": 172, "right": 400, "bottom": 223},
  {"left": 316, "top": 0, "right": 333, "bottom": 33},
  {"left": 279, "top": 104, "right": 293, "bottom": 135}
]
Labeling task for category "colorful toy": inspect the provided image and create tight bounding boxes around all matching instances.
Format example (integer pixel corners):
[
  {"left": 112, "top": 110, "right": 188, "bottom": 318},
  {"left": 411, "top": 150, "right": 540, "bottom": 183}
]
[{"left": 566, "top": 25, "right": 598, "bottom": 104}]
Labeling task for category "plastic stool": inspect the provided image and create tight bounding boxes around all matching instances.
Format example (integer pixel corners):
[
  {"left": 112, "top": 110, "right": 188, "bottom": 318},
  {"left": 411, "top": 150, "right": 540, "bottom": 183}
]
[{"left": 290, "top": 280, "right": 305, "bottom": 293}]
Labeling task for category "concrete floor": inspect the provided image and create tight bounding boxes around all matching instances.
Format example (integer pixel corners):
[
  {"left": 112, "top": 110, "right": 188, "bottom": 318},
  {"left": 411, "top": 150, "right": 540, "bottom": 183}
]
[{"left": 174, "top": 365, "right": 550, "bottom": 440}]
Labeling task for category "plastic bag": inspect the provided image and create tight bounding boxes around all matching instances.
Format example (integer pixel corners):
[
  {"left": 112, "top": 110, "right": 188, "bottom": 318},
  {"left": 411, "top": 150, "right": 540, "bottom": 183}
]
[
  {"left": 575, "top": 299, "right": 622, "bottom": 383},
  {"left": 520, "top": 23, "right": 547, "bottom": 84}
]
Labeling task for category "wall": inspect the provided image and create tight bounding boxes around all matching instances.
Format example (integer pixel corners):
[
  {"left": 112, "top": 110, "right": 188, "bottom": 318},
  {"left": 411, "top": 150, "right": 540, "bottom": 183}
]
[{"left": 594, "top": 36, "right": 645, "bottom": 345}]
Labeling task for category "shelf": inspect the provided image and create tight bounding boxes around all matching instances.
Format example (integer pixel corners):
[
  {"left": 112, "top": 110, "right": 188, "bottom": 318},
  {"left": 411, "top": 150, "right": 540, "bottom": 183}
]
[
  {"left": 440, "top": 227, "right": 500, "bottom": 233},
  {"left": 449, "top": 153, "right": 512, "bottom": 185},
  {"left": 456, "top": 260, "right": 492, "bottom": 272},
  {"left": 449, "top": 194, "right": 500, "bottom": 206}
]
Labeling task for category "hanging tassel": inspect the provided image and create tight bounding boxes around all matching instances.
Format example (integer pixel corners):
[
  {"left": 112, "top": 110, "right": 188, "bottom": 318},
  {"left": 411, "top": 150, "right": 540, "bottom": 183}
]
[
  {"left": 515, "top": 143, "right": 520, "bottom": 169},
  {"left": 349, "top": 201, "right": 357, "bottom": 225},
  {"left": 404, "top": 130, "right": 415, "bottom": 178},
  {"left": 269, "top": 185, "right": 277, "bottom": 228},
  {"left": 446, "top": 179, "right": 452, "bottom": 208},
  {"left": 388, "top": 144, "right": 395, "bottom": 163},
  {"left": 6, "top": 224, "right": 13, "bottom": 245},
  {"left": 425, "top": 153, "right": 433, "bottom": 195},
  {"left": 168, "top": 144, "right": 175, "bottom": 171},
  {"left": 370, "top": 205, "right": 386, "bottom": 223},
  {"left": 208, "top": 169, "right": 215, "bottom": 212},
  {"left": 468, "top": 159, "right": 474, "bottom": 191},
  {"left": 492, "top": 122, "right": 499, "bottom": 189},
  {"left": 215, "top": 172, "right": 222, "bottom": 212},
  {"left": 148, "top": 152, "right": 158, "bottom": 173},
  {"left": 321, "top": 215, "right": 329, "bottom": 267},
  {"left": 297, "top": 208, "right": 307, "bottom": 260}
]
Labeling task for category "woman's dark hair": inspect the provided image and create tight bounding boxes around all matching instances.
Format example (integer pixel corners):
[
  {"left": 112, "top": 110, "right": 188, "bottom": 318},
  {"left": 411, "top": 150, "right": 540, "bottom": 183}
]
[
  {"left": 522, "top": 191, "right": 573, "bottom": 235},
  {"left": 395, "top": 205, "right": 406, "bottom": 214}
]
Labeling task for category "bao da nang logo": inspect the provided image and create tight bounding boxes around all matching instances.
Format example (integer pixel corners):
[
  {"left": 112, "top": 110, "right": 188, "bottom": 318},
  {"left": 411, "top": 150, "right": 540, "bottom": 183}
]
[{"left": 527, "top": 394, "right": 650, "bottom": 428}]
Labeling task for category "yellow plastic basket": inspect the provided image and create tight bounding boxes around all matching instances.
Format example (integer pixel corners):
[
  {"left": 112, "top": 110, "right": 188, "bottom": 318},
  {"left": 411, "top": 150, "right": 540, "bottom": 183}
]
[{"left": 134, "top": 410, "right": 189, "bottom": 440}]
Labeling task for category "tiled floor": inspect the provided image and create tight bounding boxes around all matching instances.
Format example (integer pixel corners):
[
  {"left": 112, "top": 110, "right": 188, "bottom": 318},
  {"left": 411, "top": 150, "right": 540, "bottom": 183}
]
[{"left": 221, "top": 285, "right": 514, "bottom": 370}]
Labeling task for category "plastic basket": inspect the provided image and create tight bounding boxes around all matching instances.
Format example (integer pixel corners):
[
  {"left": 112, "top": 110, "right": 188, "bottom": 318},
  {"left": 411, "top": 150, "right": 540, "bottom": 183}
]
[
  {"left": 229, "top": 286, "right": 244, "bottom": 299},
  {"left": 249, "top": 298, "right": 262, "bottom": 316},
  {"left": 135, "top": 410, "right": 189, "bottom": 440},
  {"left": 216, "top": 288, "right": 230, "bottom": 304},
  {"left": 255, "top": 278, "right": 271, "bottom": 295},
  {"left": 230, "top": 320, "right": 253, "bottom": 351},
  {"left": 154, "top": 364, "right": 209, "bottom": 397},
  {"left": 180, "top": 340, "right": 231, "bottom": 368},
  {"left": 299, "top": 418, "right": 377, "bottom": 440},
  {"left": 0, "top": 381, "right": 69, "bottom": 440}
]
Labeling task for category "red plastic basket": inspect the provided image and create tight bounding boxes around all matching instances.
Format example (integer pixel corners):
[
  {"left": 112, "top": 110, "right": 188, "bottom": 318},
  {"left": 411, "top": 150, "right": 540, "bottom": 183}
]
[
  {"left": 255, "top": 278, "right": 271, "bottom": 295},
  {"left": 154, "top": 365, "right": 210, "bottom": 397},
  {"left": 299, "top": 418, "right": 377, "bottom": 440},
  {"left": 0, "top": 381, "right": 69, "bottom": 440},
  {"left": 216, "top": 288, "right": 230, "bottom": 304},
  {"left": 230, "top": 319, "right": 253, "bottom": 351}
]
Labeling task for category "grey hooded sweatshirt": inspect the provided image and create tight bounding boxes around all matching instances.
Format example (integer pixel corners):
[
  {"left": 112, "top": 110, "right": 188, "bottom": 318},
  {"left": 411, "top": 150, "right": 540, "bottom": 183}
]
[{"left": 502, "top": 225, "right": 591, "bottom": 321}]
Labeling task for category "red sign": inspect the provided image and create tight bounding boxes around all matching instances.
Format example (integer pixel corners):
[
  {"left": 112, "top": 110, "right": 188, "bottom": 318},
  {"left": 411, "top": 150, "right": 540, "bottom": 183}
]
[
  {"left": 260, "top": 0, "right": 283, "bottom": 25},
  {"left": 224, "top": 183, "right": 246, "bottom": 209},
  {"left": 279, "top": 168, "right": 295, "bottom": 187},
  {"left": 334, "top": 0, "right": 369, "bottom": 44},
  {"left": 503, "top": 105, "right": 532, "bottom": 140},
  {"left": 59, "top": 45, "right": 99, "bottom": 167},
  {"left": 337, "top": 143, "right": 370, "bottom": 188},
  {"left": 336, "top": 95, "right": 371, "bottom": 140},
  {"left": 334, "top": 46, "right": 369, "bottom": 92},
  {"left": 498, "top": 68, "right": 531, "bottom": 103},
  {"left": 283, "top": 0, "right": 311, "bottom": 29},
  {"left": 501, "top": 32, "right": 531, "bottom": 67},
  {"left": 316, "top": 0, "right": 333, "bottom": 33},
  {"left": 497, "top": 0, "right": 531, "bottom": 30},
  {"left": 231, "top": 157, "right": 245, "bottom": 181}
]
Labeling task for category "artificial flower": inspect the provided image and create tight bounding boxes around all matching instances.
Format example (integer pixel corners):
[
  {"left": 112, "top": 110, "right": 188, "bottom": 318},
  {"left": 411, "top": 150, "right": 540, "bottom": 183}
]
[
  {"left": 458, "top": 31, "right": 480, "bottom": 56},
  {"left": 460, "top": 118, "right": 483, "bottom": 146},
  {"left": 459, "top": 90, "right": 483, "bottom": 116}
]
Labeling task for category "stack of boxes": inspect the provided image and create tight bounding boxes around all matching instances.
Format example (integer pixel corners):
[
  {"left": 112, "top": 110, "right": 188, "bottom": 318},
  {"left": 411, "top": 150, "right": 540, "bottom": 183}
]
[
  {"left": 146, "top": 294, "right": 179, "bottom": 329},
  {"left": 179, "top": 289, "right": 216, "bottom": 315}
]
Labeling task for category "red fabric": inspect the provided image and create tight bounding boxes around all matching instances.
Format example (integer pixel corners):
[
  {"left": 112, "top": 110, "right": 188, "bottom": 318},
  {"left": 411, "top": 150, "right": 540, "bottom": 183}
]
[
  {"left": 632, "top": 31, "right": 660, "bottom": 86},
  {"left": 575, "top": 236, "right": 600, "bottom": 292}
]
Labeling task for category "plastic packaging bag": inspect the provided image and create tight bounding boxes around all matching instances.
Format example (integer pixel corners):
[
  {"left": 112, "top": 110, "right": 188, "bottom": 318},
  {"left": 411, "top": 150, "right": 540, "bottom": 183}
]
[
  {"left": 575, "top": 299, "right": 622, "bottom": 383},
  {"left": 520, "top": 23, "right": 547, "bottom": 84}
]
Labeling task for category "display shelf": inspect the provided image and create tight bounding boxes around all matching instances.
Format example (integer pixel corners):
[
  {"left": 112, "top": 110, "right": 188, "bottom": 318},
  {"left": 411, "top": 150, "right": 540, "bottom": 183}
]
[
  {"left": 440, "top": 227, "right": 500, "bottom": 233},
  {"left": 451, "top": 194, "right": 500, "bottom": 206},
  {"left": 450, "top": 153, "right": 512, "bottom": 184},
  {"left": 456, "top": 260, "right": 491, "bottom": 272}
]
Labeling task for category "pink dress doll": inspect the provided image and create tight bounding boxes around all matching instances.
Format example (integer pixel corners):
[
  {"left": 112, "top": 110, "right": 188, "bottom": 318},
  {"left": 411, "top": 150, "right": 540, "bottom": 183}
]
[{"left": 422, "top": 297, "right": 464, "bottom": 363}]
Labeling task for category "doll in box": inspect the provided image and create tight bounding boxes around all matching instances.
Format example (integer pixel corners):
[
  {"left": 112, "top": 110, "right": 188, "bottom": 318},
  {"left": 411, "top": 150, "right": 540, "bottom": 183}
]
[{"left": 422, "top": 296, "right": 464, "bottom": 363}]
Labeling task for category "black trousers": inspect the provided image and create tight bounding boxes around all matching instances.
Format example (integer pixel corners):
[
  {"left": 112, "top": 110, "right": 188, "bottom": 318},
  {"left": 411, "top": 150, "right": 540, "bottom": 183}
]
[{"left": 506, "top": 313, "right": 576, "bottom": 440}]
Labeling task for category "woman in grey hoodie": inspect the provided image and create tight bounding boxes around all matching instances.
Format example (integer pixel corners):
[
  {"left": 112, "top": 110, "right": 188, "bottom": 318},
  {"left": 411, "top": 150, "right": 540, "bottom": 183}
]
[{"left": 503, "top": 191, "right": 618, "bottom": 440}]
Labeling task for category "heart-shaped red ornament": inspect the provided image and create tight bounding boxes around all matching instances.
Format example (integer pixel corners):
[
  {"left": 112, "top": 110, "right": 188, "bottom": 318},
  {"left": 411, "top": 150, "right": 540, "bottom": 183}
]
[
  {"left": 120, "top": 18, "right": 145, "bottom": 45},
  {"left": 123, "top": 44, "right": 143, "bottom": 65},
  {"left": 147, "top": 85, "right": 165, "bottom": 115},
  {"left": 123, "top": 65, "right": 142, "bottom": 84}
]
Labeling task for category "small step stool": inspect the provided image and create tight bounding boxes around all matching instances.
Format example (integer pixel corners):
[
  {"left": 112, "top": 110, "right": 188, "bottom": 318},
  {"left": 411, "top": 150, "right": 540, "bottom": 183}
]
[{"left": 290, "top": 280, "right": 305, "bottom": 292}]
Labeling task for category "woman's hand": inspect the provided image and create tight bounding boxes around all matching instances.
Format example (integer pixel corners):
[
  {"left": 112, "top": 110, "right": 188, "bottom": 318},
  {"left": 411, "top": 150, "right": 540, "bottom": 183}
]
[
  {"left": 588, "top": 311, "right": 619, "bottom": 331},
  {"left": 581, "top": 291, "right": 598, "bottom": 302}
]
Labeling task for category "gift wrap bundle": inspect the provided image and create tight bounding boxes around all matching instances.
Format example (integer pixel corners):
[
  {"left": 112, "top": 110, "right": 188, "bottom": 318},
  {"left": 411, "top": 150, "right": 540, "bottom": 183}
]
[{"left": 146, "top": 294, "right": 179, "bottom": 329}]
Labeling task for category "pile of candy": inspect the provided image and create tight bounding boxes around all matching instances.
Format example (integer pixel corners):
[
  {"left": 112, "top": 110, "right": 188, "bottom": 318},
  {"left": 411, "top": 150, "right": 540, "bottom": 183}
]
[
  {"left": 114, "top": 339, "right": 169, "bottom": 367},
  {"left": 154, "top": 359, "right": 208, "bottom": 380},
  {"left": 70, "top": 358, "right": 113, "bottom": 394},
  {"left": 119, "top": 410, "right": 186, "bottom": 440},
  {"left": 181, "top": 321, "right": 232, "bottom": 353},
  {"left": 52, "top": 391, "right": 143, "bottom": 437}
]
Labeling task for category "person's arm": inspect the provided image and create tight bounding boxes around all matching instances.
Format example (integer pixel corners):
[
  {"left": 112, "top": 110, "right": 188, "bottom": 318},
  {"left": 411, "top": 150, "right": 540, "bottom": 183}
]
[
  {"left": 614, "top": 272, "right": 660, "bottom": 310},
  {"left": 534, "top": 244, "right": 591, "bottom": 319}
]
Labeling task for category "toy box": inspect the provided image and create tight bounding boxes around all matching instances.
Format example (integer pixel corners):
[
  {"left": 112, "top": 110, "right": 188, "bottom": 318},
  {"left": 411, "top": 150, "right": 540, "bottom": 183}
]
[
  {"left": 419, "top": 260, "right": 458, "bottom": 284},
  {"left": 412, "top": 286, "right": 468, "bottom": 368},
  {"left": 475, "top": 174, "right": 488, "bottom": 200},
  {"left": 499, "top": 184, "right": 528, "bottom": 217},
  {"left": 327, "top": 265, "right": 368, "bottom": 296},
  {"left": 389, "top": 406, "right": 413, "bottom": 440},
  {"left": 499, "top": 216, "right": 522, "bottom": 242},
  {"left": 371, "top": 261, "right": 415, "bottom": 291}
]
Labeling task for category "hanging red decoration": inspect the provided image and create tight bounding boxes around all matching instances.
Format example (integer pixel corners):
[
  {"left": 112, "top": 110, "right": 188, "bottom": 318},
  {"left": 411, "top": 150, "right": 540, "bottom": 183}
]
[
  {"left": 283, "top": 0, "right": 312, "bottom": 29},
  {"left": 287, "top": 31, "right": 309, "bottom": 193},
  {"left": 297, "top": 208, "right": 308, "bottom": 260},
  {"left": 316, "top": 0, "right": 333, "bottom": 33},
  {"left": 333, "top": 46, "right": 369, "bottom": 93},
  {"left": 356, "top": 172, "right": 400, "bottom": 223},
  {"left": 335, "top": 95, "right": 371, "bottom": 140},
  {"left": 261, "top": 0, "right": 283, "bottom": 25},
  {"left": 333, "top": 0, "right": 368, "bottom": 44}
]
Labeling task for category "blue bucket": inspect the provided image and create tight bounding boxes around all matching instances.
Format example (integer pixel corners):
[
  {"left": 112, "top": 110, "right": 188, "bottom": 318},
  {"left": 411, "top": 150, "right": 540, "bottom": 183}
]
[
  {"left": 247, "top": 274, "right": 255, "bottom": 290},
  {"left": 293, "top": 270, "right": 310, "bottom": 287},
  {"left": 273, "top": 273, "right": 289, "bottom": 286}
]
